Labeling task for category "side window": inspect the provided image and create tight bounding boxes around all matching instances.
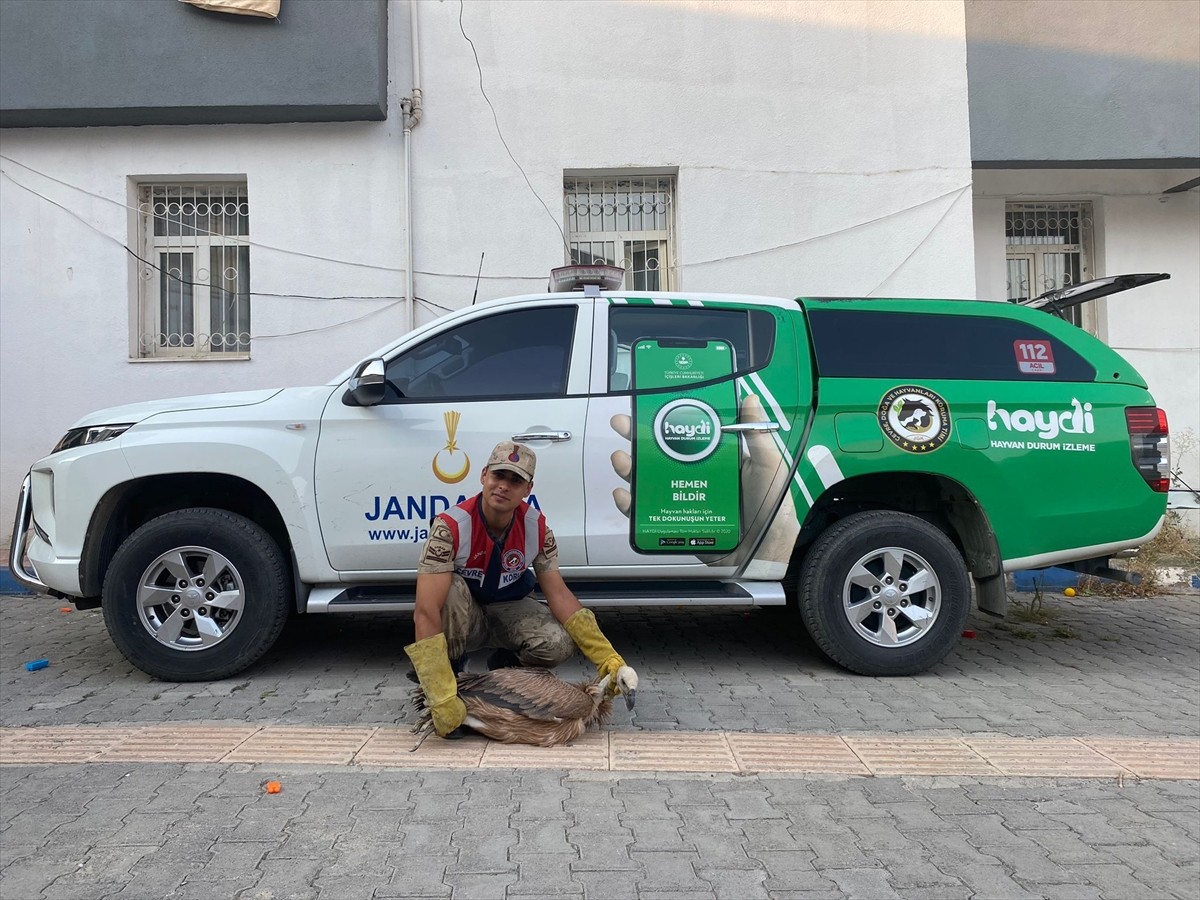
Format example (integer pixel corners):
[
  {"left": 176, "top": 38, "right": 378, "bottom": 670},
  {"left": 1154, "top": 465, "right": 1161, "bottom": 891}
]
[
  {"left": 806, "top": 309, "right": 1096, "bottom": 381},
  {"left": 607, "top": 307, "right": 776, "bottom": 392},
  {"left": 384, "top": 306, "right": 577, "bottom": 402}
]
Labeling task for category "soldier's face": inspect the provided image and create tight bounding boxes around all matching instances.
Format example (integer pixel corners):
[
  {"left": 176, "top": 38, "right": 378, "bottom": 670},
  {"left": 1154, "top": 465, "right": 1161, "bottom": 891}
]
[{"left": 481, "top": 467, "right": 532, "bottom": 517}]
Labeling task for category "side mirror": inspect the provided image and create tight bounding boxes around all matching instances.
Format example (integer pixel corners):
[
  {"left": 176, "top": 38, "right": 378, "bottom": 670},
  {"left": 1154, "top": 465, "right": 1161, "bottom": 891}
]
[{"left": 343, "top": 358, "right": 387, "bottom": 407}]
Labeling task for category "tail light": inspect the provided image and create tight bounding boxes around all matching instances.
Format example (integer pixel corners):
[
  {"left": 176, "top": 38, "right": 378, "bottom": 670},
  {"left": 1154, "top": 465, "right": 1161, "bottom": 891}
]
[{"left": 1125, "top": 407, "right": 1170, "bottom": 492}]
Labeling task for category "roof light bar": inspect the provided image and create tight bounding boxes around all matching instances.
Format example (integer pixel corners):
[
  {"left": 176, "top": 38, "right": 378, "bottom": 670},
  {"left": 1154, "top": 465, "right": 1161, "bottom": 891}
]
[{"left": 548, "top": 264, "right": 625, "bottom": 293}]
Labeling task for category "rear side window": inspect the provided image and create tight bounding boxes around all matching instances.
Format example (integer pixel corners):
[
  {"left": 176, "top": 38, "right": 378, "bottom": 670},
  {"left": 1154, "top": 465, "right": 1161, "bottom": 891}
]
[
  {"left": 806, "top": 309, "right": 1096, "bottom": 382},
  {"left": 608, "top": 306, "right": 776, "bottom": 391}
]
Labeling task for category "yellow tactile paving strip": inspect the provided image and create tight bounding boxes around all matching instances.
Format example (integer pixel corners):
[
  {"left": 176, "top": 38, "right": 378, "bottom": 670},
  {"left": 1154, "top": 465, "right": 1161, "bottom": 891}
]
[{"left": 1, "top": 727, "right": 1197, "bottom": 779}]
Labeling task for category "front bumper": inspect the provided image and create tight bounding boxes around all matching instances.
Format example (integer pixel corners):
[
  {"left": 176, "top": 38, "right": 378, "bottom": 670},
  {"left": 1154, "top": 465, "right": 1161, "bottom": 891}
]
[{"left": 8, "top": 473, "right": 49, "bottom": 593}]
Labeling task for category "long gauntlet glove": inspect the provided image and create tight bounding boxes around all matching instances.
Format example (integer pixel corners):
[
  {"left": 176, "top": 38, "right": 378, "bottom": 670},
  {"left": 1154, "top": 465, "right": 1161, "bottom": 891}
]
[
  {"left": 405, "top": 633, "right": 467, "bottom": 736},
  {"left": 563, "top": 608, "right": 628, "bottom": 696}
]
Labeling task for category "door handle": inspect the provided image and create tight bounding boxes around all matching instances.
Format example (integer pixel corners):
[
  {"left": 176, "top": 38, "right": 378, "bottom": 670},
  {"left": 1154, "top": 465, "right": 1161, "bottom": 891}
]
[
  {"left": 512, "top": 431, "right": 572, "bottom": 442},
  {"left": 720, "top": 422, "right": 780, "bottom": 434}
]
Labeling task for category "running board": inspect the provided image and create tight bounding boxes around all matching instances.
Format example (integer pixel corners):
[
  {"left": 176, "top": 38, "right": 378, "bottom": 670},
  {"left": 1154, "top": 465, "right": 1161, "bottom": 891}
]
[{"left": 306, "top": 579, "right": 786, "bottom": 613}]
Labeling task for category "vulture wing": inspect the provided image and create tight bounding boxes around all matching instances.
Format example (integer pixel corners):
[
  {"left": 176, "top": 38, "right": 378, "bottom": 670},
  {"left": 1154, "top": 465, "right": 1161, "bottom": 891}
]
[{"left": 457, "top": 668, "right": 596, "bottom": 722}]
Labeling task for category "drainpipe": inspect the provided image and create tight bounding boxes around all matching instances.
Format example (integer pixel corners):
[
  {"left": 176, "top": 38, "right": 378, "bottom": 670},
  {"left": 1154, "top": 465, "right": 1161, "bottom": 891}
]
[{"left": 402, "top": 0, "right": 424, "bottom": 333}]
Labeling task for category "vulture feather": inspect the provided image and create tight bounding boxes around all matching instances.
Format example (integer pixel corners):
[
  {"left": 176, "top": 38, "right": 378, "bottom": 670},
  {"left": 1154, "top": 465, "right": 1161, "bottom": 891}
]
[{"left": 411, "top": 666, "right": 637, "bottom": 748}]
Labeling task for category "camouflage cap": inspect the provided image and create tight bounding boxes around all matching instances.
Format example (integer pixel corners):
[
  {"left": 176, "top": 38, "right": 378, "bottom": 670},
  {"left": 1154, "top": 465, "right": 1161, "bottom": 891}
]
[{"left": 486, "top": 441, "right": 536, "bottom": 482}]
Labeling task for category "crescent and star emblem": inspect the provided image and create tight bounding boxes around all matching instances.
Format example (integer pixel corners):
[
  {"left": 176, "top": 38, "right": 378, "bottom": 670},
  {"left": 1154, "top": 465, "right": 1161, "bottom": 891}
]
[{"left": 432, "top": 410, "right": 470, "bottom": 483}]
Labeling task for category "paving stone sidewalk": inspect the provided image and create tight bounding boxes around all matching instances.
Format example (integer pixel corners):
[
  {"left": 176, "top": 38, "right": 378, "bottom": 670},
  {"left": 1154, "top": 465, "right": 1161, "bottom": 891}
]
[
  {"left": 2, "top": 592, "right": 1197, "bottom": 737},
  {"left": 2, "top": 763, "right": 1199, "bottom": 900},
  {"left": 2, "top": 592, "right": 1198, "bottom": 899}
]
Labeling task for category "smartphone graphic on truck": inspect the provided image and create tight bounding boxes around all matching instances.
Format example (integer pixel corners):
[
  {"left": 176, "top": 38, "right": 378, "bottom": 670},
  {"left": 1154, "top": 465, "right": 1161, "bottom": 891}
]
[{"left": 630, "top": 337, "right": 741, "bottom": 554}]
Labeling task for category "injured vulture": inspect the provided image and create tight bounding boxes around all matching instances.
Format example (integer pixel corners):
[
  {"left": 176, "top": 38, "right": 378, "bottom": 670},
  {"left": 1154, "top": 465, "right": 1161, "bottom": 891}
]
[{"left": 411, "top": 666, "right": 638, "bottom": 747}]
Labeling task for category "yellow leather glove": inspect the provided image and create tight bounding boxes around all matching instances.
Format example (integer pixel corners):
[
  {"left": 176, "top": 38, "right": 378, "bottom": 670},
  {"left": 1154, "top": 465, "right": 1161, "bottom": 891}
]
[
  {"left": 404, "top": 633, "right": 467, "bottom": 737},
  {"left": 563, "top": 608, "right": 626, "bottom": 695}
]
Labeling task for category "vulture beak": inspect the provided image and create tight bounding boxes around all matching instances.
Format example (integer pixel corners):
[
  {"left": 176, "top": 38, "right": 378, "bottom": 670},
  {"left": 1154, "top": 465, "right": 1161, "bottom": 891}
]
[{"left": 616, "top": 664, "right": 639, "bottom": 711}]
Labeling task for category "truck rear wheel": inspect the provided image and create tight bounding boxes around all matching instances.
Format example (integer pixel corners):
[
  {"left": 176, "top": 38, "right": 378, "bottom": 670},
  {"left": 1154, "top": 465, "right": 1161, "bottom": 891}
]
[
  {"left": 102, "top": 508, "right": 291, "bottom": 681},
  {"left": 798, "top": 510, "right": 970, "bottom": 676}
]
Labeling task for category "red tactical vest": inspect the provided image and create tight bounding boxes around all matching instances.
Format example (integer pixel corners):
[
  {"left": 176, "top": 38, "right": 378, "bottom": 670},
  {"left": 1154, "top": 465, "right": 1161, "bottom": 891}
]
[{"left": 436, "top": 494, "right": 545, "bottom": 604}]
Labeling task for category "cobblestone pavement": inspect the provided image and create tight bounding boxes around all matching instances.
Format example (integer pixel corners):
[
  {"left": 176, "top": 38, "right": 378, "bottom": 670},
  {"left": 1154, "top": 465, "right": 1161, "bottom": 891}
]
[
  {"left": 2, "top": 592, "right": 1197, "bottom": 737},
  {"left": 2, "top": 591, "right": 1199, "bottom": 899},
  {"left": 2, "top": 765, "right": 1197, "bottom": 900}
]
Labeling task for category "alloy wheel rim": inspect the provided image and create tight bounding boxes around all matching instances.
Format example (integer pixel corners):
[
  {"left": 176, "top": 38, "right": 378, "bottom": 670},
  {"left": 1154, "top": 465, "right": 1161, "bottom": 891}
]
[
  {"left": 842, "top": 546, "right": 942, "bottom": 647},
  {"left": 136, "top": 545, "right": 246, "bottom": 651}
]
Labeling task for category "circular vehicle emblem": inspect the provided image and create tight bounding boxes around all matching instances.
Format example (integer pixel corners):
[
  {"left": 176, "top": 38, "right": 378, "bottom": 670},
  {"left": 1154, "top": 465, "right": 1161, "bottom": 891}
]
[
  {"left": 501, "top": 548, "right": 526, "bottom": 572},
  {"left": 878, "top": 386, "right": 951, "bottom": 453},
  {"left": 654, "top": 399, "right": 721, "bottom": 462},
  {"left": 674, "top": 352, "right": 694, "bottom": 370}
]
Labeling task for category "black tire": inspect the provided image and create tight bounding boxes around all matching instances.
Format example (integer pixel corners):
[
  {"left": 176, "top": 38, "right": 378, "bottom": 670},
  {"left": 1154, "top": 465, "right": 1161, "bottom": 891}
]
[
  {"left": 797, "top": 510, "right": 970, "bottom": 676},
  {"left": 102, "top": 508, "right": 291, "bottom": 681}
]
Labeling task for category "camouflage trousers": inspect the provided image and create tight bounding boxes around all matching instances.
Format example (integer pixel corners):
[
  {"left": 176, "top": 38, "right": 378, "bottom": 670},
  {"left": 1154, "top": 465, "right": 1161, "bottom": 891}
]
[{"left": 442, "top": 575, "right": 576, "bottom": 668}]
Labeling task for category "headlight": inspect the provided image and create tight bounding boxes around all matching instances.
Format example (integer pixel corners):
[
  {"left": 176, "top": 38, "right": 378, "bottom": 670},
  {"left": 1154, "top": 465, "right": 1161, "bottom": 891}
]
[{"left": 51, "top": 424, "right": 133, "bottom": 454}]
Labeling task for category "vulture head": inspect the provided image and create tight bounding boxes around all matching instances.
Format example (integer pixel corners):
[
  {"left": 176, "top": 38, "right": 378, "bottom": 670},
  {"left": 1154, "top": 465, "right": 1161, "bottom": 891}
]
[
  {"left": 411, "top": 665, "right": 638, "bottom": 748},
  {"left": 604, "top": 665, "right": 639, "bottom": 711}
]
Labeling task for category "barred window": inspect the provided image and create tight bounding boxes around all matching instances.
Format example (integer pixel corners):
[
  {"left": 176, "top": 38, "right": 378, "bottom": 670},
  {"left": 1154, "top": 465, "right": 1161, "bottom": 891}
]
[
  {"left": 565, "top": 175, "right": 675, "bottom": 291},
  {"left": 1005, "top": 201, "right": 1095, "bottom": 329},
  {"left": 135, "top": 182, "right": 250, "bottom": 358}
]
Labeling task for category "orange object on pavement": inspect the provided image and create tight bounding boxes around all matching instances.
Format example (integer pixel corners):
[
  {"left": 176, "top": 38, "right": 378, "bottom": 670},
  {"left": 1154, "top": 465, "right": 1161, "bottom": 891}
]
[{"left": 265, "top": 781, "right": 282, "bottom": 794}]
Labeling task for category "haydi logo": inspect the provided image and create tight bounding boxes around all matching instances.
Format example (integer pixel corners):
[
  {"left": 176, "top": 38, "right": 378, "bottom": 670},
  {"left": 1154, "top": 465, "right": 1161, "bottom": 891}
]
[
  {"left": 987, "top": 398, "right": 1095, "bottom": 440},
  {"left": 654, "top": 399, "right": 721, "bottom": 462},
  {"left": 663, "top": 418, "right": 712, "bottom": 439}
]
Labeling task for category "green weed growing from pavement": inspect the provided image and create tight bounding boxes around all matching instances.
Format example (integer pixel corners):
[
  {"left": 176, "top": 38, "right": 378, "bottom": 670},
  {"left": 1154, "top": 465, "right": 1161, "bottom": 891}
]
[
  {"left": 996, "top": 622, "right": 1038, "bottom": 640},
  {"left": 1009, "top": 581, "right": 1060, "bottom": 625}
]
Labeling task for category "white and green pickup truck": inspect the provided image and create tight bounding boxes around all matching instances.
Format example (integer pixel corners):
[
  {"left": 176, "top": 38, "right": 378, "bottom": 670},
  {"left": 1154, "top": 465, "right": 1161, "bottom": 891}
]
[{"left": 9, "top": 269, "right": 1171, "bottom": 681}]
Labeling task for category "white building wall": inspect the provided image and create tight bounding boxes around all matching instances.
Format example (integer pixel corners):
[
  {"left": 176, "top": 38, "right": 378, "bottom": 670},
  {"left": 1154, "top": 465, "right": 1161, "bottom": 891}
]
[
  {"left": 973, "top": 169, "right": 1200, "bottom": 526},
  {"left": 0, "top": 0, "right": 976, "bottom": 544},
  {"left": 410, "top": 0, "right": 976, "bottom": 308}
]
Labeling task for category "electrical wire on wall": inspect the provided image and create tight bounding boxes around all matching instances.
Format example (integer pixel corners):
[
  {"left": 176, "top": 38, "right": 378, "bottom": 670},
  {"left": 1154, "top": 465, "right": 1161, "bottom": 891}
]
[
  {"left": 0, "top": 163, "right": 979, "bottom": 339},
  {"left": 3, "top": 157, "right": 976, "bottom": 291},
  {"left": 457, "top": 0, "right": 569, "bottom": 254}
]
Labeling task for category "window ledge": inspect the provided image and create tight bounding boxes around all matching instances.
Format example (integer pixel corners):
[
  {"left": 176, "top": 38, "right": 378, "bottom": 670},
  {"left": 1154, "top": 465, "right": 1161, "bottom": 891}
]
[{"left": 128, "top": 355, "right": 251, "bottom": 363}]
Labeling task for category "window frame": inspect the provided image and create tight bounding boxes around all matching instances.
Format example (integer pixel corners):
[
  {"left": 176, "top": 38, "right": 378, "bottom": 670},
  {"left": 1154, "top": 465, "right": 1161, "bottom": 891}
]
[
  {"left": 131, "top": 179, "right": 251, "bottom": 361},
  {"left": 1005, "top": 200, "right": 1099, "bottom": 335},
  {"left": 564, "top": 174, "right": 677, "bottom": 292}
]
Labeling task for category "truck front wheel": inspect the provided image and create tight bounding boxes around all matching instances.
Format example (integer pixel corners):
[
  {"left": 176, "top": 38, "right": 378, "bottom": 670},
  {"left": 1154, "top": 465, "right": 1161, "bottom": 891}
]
[
  {"left": 102, "top": 508, "right": 291, "bottom": 681},
  {"left": 798, "top": 510, "right": 971, "bottom": 676}
]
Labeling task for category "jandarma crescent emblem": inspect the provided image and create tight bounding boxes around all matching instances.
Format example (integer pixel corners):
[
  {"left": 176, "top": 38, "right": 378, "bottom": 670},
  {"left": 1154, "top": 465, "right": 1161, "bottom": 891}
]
[
  {"left": 433, "top": 410, "right": 471, "bottom": 483},
  {"left": 878, "top": 385, "right": 951, "bottom": 453}
]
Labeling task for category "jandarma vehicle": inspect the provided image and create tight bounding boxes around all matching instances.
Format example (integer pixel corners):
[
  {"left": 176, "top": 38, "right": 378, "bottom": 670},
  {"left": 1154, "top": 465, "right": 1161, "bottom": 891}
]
[{"left": 9, "top": 267, "right": 1171, "bottom": 681}]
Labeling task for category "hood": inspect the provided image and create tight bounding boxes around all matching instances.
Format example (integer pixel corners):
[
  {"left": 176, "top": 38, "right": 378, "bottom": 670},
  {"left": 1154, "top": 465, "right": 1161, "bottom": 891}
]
[{"left": 70, "top": 389, "right": 283, "bottom": 429}]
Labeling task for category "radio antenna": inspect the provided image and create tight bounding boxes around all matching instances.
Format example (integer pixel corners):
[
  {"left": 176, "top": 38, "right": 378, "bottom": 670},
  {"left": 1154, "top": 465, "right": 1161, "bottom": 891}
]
[{"left": 471, "top": 252, "right": 485, "bottom": 305}]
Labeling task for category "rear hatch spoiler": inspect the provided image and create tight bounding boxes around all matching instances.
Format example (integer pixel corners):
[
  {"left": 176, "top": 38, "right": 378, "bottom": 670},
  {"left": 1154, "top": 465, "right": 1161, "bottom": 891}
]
[{"left": 1017, "top": 273, "right": 1170, "bottom": 318}]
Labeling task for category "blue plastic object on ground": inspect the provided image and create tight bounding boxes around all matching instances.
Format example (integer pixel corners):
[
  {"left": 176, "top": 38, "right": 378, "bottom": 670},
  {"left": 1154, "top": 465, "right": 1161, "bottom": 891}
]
[
  {"left": 1013, "top": 567, "right": 1080, "bottom": 592},
  {"left": 24, "top": 658, "right": 49, "bottom": 671}
]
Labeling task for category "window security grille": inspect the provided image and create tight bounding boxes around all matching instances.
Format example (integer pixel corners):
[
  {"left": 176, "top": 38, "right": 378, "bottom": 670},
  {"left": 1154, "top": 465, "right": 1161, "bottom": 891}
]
[
  {"left": 1005, "top": 201, "right": 1094, "bottom": 328},
  {"left": 136, "top": 183, "right": 250, "bottom": 358},
  {"left": 564, "top": 176, "right": 675, "bottom": 291}
]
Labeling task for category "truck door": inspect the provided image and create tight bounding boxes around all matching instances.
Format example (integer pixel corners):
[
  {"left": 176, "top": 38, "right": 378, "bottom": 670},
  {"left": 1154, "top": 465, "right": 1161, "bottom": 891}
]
[
  {"left": 315, "top": 302, "right": 593, "bottom": 573},
  {"left": 582, "top": 297, "right": 813, "bottom": 578}
]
